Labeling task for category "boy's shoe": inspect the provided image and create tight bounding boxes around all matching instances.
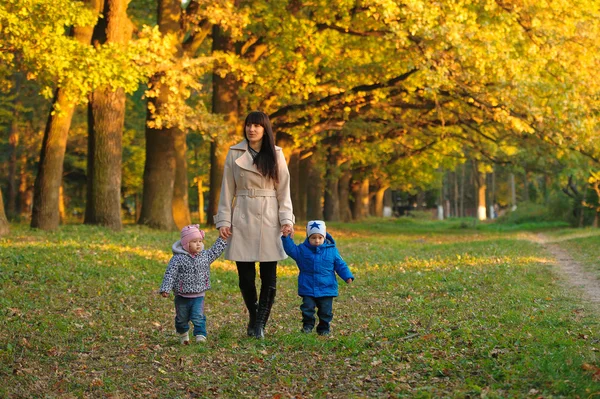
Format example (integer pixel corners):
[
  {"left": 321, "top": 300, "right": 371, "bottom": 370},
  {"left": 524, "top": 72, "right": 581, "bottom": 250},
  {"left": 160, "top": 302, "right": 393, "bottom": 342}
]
[
  {"left": 179, "top": 332, "right": 190, "bottom": 345},
  {"left": 195, "top": 335, "right": 207, "bottom": 343},
  {"left": 317, "top": 331, "right": 330, "bottom": 336},
  {"left": 301, "top": 325, "right": 313, "bottom": 334}
]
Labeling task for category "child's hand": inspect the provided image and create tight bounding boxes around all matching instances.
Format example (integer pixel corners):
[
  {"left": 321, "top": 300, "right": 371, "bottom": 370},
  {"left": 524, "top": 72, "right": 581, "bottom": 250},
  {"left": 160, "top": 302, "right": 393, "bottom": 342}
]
[
  {"left": 160, "top": 292, "right": 169, "bottom": 298},
  {"left": 219, "top": 226, "right": 232, "bottom": 239},
  {"left": 281, "top": 224, "right": 294, "bottom": 237},
  {"left": 346, "top": 278, "right": 353, "bottom": 284}
]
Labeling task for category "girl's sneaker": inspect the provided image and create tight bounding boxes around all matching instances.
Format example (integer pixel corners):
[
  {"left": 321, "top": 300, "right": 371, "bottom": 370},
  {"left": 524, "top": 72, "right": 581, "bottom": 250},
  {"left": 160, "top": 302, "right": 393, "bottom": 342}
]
[
  {"left": 196, "top": 335, "right": 207, "bottom": 343},
  {"left": 179, "top": 332, "right": 190, "bottom": 345}
]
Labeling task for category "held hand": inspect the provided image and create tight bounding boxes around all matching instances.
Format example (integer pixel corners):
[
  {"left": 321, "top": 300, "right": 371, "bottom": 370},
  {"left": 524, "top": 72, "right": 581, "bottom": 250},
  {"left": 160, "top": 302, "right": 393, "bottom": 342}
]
[
  {"left": 161, "top": 292, "right": 169, "bottom": 298},
  {"left": 346, "top": 278, "right": 353, "bottom": 284},
  {"left": 219, "top": 226, "right": 232, "bottom": 239},
  {"left": 281, "top": 224, "right": 294, "bottom": 238}
]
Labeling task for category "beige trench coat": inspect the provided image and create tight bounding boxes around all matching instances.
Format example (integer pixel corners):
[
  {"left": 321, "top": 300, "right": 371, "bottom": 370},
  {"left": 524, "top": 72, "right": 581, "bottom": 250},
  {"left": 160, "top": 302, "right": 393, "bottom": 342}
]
[{"left": 214, "top": 141, "right": 295, "bottom": 262}]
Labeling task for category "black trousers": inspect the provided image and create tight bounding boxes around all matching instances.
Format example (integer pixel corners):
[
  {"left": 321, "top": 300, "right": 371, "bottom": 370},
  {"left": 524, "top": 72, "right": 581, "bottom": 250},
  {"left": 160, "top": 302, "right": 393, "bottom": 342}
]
[{"left": 236, "top": 261, "right": 277, "bottom": 293}]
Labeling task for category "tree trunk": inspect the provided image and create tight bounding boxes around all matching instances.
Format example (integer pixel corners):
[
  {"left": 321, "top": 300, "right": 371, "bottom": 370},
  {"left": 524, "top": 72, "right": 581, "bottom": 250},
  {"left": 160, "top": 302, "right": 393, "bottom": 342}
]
[
  {"left": 306, "top": 153, "right": 323, "bottom": 221},
  {"left": 383, "top": 188, "right": 393, "bottom": 217},
  {"left": 323, "top": 174, "right": 340, "bottom": 221},
  {"left": 19, "top": 159, "right": 33, "bottom": 217},
  {"left": 85, "top": 86, "right": 126, "bottom": 229},
  {"left": 339, "top": 168, "right": 352, "bottom": 222},
  {"left": 510, "top": 173, "right": 517, "bottom": 210},
  {"left": 295, "top": 152, "right": 310, "bottom": 221},
  {"left": 491, "top": 169, "right": 496, "bottom": 206},
  {"left": 438, "top": 170, "right": 444, "bottom": 220},
  {"left": 323, "top": 148, "right": 340, "bottom": 221},
  {"left": 485, "top": 173, "right": 493, "bottom": 219},
  {"left": 59, "top": 184, "right": 66, "bottom": 223},
  {"left": 476, "top": 172, "right": 487, "bottom": 221},
  {"left": 7, "top": 116, "right": 19, "bottom": 218},
  {"left": 208, "top": 24, "right": 240, "bottom": 226},
  {"left": 416, "top": 191, "right": 425, "bottom": 211},
  {"left": 0, "top": 190, "right": 9, "bottom": 236},
  {"left": 523, "top": 170, "right": 530, "bottom": 203},
  {"left": 373, "top": 185, "right": 388, "bottom": 217},
  {"left": 139, "top": 120, "right": 177, "bottom": 229},
  {"left": 369, "top": 189, "right": 376, "bottom": 216},
  {"left": 31, "top": 91, "right": 78, "bottom": 230},
  {"left": 361, "top": 179, "right": 370, "bottom": 218},
  {"left": 85, "top": 0, "right": 131, "bottom": 230},
  {"left": 350, "top": 180, "right": 360, "bottom": 220},
  {"left": 543, "top": 173, "right": 550, "bottom": 205},
  {"left": 288, "top": 150, "right": 303, "bottom": 222},
  {"left": 197, "top": 178, "right": 205, "bottom": 224},
  {"left": 172, "top": 128, "right": 191, "bottom": 229},
  {"left": 7, "top": 74, "right": 22, "bottom": 218},
  {"left": 164, "top": 0, "right": 191, "bottom": 229},
  {"left": 351, "top": 176, "right": 369, "bottom": 220},
  {"left": 138, "top": 0, "right": 183, "bottom": 230},
  {"left": 452, "top": 171, "right": 458, "bottom": 217},
  {"left": 460, "top": 164, "right": 465, "bottom": 217},
  {"left": 135, "top": 192, "right": 141, "bottom": 222},
  {"left": 31, "top": 0, "right": 101, "bottom": 230}
]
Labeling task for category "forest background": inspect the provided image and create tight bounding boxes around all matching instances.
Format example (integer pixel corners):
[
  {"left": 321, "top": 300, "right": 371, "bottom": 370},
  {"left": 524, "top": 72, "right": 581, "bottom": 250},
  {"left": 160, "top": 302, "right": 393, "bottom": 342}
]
[{"left": 1, "top": 0, "right": 600, "bottom": 234}]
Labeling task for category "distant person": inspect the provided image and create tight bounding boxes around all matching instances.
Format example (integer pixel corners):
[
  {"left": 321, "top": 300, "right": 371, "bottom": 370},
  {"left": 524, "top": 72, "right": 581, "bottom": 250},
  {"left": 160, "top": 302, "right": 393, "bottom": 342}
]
[
  {"left": 214, "top": 111, "right": 295, "bottom": 339},
  {"left": 281, "top": 220, "right": 354, "bottom": 336},
  {"left": 159, "top": 225, "right": 227, "bottom": 345}
]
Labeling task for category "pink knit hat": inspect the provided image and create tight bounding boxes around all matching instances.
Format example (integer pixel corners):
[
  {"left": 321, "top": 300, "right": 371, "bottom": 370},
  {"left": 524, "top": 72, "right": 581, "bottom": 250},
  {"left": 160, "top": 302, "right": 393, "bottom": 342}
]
[{"left": 181, "top": 224, "right": 205, "bottom": 251}]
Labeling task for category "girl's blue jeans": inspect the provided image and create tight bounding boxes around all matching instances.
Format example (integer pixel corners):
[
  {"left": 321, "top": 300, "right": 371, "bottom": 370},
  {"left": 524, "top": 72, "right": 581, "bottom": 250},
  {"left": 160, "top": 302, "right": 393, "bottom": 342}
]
[{"left": 174, "top": 295, "right": 207, "bottom": 337}]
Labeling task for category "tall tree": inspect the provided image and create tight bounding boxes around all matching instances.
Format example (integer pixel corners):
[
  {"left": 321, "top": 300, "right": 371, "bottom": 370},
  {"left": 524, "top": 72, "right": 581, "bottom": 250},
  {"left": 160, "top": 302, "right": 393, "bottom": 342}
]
[
  {"left": 85, "top": 0, "right": 133, "bottom": 230},
  {"left": 0, "top": 190, "right": 8, "bottom": 236},
  {"left": 139, "top": 0, "right": 212, "bottom": 229},
  {"left": 207, "top": 23, "right": 241, "bottom": 225},
  {"left": 31, "top": 0, "right": 103, "bottom": 230},
  {"left": 5, "top": 73, "right": 25, "bottom": 218}
]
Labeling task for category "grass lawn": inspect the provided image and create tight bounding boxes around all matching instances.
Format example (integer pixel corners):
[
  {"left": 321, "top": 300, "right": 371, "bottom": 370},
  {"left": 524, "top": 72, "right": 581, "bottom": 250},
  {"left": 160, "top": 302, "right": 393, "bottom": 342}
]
[{"left": 1, "top": 219, "right": 599, "bottom": 398}]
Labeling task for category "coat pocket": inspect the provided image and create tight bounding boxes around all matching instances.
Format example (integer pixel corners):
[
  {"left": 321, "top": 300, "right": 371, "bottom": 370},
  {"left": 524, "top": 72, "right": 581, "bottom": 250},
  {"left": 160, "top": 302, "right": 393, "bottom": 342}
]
[
  {"left": 263, "top": 197, "right": 281, "bottom": 227},
  {"left": 231, "top": 199, "right": 250, "bottom": 229}
]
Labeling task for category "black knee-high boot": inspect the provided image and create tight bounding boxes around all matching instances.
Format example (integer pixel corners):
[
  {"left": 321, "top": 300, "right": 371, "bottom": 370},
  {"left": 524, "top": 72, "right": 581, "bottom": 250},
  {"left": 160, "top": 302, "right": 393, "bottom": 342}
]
[
  {"left": 240, "top": 287, "right": 258, "bottom": 337},
  {"left": 255, "top": 286, "right": 276, "bottom": 339}
]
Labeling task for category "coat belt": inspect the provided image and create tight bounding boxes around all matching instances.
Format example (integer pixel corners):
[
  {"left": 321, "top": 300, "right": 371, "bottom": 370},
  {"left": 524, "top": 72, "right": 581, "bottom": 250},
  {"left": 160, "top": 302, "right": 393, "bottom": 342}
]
[{"left": 236, "top": 189, "right": 277, "bottom": 198}]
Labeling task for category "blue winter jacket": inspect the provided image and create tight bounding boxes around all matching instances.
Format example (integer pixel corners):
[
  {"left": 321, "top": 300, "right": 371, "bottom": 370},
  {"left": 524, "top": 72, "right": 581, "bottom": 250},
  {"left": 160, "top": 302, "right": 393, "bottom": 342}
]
[{"left": 281, "top": 233, "right": 354, "bottom": 298}]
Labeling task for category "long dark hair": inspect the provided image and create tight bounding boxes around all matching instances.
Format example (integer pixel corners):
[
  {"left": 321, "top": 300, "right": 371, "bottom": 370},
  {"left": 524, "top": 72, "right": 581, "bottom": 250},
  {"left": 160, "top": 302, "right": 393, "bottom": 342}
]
[{"left": 244, "top": 111, "right": 279, "bottom": 183}]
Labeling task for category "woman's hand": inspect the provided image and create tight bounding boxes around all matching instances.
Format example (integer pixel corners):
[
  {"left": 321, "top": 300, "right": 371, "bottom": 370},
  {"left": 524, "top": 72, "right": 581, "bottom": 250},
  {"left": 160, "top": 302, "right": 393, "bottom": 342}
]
[
  {"left": 281, "top": 224, "right": 294, "bottom": 238},
  {"left": 219, "top": 226, "right": 232, "bottom": 239}
]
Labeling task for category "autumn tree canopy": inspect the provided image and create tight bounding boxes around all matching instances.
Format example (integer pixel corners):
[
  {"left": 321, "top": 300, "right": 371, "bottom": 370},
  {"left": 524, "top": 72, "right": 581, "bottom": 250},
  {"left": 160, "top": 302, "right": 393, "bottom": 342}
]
[{"left": 1, "top": 0, "right": 599, "bottom": 230}]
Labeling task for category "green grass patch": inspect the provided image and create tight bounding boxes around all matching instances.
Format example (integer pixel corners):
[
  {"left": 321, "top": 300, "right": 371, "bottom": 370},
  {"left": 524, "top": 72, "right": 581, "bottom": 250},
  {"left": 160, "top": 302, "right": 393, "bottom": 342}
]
[{"left": 1, "top": 220, "right": 599, "bottom": 398}]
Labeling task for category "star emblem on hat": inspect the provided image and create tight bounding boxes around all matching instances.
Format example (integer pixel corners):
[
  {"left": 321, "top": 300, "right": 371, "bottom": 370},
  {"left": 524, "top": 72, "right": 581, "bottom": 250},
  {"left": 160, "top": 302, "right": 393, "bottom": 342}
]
[{"left": 309, "top": 221, "right": 320, "bottom": 230}]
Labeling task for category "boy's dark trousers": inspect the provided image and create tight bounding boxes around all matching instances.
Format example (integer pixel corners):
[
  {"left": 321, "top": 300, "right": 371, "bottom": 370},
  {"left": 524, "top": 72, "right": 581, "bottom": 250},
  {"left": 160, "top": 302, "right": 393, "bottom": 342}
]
[{"left": 300, "top": 296, "right": 333, "bottom": 334}]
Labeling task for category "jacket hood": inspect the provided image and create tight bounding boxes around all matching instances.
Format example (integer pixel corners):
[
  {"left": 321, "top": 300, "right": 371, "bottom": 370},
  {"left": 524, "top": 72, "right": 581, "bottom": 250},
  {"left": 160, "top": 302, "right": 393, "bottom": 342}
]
[
  {"left": 172, "top": 240, "right": 187, "bottom": 255},
  {"left": 303, "top": 232, "right": 336, "bottom": 251}
]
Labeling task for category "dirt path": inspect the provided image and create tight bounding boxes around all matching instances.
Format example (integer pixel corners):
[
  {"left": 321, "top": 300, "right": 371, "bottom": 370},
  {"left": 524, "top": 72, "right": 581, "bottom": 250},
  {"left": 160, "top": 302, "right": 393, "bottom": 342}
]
[{"left": 533, "top": 233, "right": 600, "bottom": 307}]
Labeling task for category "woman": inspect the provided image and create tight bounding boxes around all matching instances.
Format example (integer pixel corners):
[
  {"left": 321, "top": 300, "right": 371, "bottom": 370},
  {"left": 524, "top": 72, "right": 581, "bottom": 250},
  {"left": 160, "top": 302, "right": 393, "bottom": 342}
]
[{"left": 214, "top": 111, "right": 295, "bottom": 339}]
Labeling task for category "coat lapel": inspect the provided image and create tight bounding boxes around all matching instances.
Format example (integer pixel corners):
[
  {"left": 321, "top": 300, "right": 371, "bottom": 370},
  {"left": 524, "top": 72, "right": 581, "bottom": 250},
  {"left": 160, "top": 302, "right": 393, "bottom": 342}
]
[
  {"left": 232, "top": 140, "right": 261, "bottom": 174},
  {"left": 235, "top": 151, "right": 260, "bottom": 173}
]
